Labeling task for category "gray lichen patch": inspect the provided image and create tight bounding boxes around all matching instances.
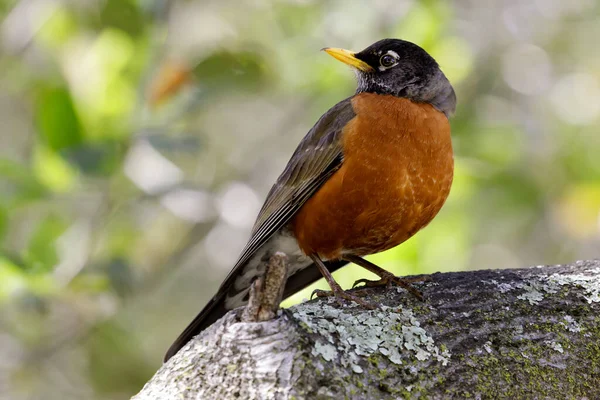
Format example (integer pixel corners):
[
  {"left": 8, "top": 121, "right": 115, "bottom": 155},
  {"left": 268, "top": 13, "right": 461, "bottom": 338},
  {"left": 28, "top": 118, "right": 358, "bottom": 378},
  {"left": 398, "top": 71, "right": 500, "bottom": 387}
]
[
  {"left": 545, "top": 340, "right": 564, "bottom": 353},
  {"left": 546, "top": 271, "right": 600, "bottom": 303},
  {"left": 483, "top": 264, "right": 600, "bottom": 305},
  {"left": 562, "top": 315, "right": 581, "bottom": 333},
  {"left": 481, "top": 279, "right": 515, "bottom": 294},
  {"left": 291, "top": 301, "right": 450, "bottom": 372},
  {"left": 516, "top": 281, "right": 548, "bottom": 305},
  {"left": 313, "top": 341, "right": 337, "bottom": 362}
]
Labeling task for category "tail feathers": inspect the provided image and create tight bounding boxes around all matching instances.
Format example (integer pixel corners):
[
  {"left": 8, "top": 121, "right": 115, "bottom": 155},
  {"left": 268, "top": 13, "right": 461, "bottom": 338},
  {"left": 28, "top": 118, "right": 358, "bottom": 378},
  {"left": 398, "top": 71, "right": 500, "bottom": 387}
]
[{"left": 163, "top": 260, "right": 348, "bottom": 362}]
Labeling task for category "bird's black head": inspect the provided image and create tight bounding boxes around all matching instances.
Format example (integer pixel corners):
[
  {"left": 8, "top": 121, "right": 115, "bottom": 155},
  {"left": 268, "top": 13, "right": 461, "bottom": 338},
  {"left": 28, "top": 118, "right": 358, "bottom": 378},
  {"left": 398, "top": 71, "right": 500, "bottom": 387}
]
[{"left": 324, "top": 39, "right": 456, "bottom": 117}]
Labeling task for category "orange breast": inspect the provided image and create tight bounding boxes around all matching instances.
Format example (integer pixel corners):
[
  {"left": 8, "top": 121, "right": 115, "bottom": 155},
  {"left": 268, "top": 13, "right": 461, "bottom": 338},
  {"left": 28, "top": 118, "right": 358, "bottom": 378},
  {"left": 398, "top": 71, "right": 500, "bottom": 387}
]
[{"left": 291, "top": 93, "right": 454, "bottom": 260}]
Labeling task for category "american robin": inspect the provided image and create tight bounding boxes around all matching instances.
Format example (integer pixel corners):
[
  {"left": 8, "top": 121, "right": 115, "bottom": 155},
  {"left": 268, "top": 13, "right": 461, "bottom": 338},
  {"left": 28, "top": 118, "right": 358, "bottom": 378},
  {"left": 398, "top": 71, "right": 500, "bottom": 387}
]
[{"left": 164, "top": 38, "right": 456, "bottom": 361}]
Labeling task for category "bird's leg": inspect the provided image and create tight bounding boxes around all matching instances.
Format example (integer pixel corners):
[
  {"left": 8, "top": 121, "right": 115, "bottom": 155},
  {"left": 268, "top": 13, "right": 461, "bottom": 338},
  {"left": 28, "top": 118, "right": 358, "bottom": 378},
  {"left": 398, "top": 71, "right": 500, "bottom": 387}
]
[
  {"left": 309, "top": 254, "right": 376, "bottom": 309},
  {"left": 343, "top": 254, "right": 427, "bottom": 301}
]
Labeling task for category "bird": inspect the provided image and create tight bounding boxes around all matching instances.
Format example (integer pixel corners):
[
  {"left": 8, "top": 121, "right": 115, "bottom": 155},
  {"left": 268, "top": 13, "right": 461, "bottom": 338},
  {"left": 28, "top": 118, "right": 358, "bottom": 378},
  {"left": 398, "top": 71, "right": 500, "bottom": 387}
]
[{"left": 164, "top": 38, "right": 456, "bottom": 362}]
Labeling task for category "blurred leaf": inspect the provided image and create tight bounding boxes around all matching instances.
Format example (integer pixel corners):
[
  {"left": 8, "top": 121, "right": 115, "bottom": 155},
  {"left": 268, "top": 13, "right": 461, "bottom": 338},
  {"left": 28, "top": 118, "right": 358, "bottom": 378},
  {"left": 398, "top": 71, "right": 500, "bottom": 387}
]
[
  {"left": 490, "top": 170, "right": 543, "bottom": 210},
  {"left": 145, "top": 133, "right": 201, "bottom": 153},
  {"left": 555, "top": 183, "right": 600, "bottom": 238},
  {"left": 148, "top": 61, "right": 192, "bottom": 107},
  {"left": 62, "top": 141, "right": 124, "bottom": 176},
  {"left": 0, "top": 256, "right": 26, "bottom": 302},
  {"left": 475, "top": 125, "right": 525, "bottom": 166},
  {"left": 559, "top": 125, "right": 600, "bottom": 181},
  {"left": 106, "top": 258, "right": 135, "bottom": 297},
  {"left": 192, "top": 50, "right": 269, "bottom": 93},
  {"left": 431, "top": 36, "right": 474, "bottom": 84},
  {"left": 274, "top": 2, "right": 321, "bottom": 36},
  {"left": 150, "top": 50, "right": 269, "bottom": 106},
  {"left": 74, "top": 28, "right": 138, "bottom": 140},
  {"left": 37, "top": 6, "right": 78, "bottom": 48},
  {"left": 102, "top": 220, "right": 139, "bottom": 259},
  {"left": 35, "top": 86, "right": 83, "bottom": 152},
  {"left": 32, "top": 145, "right": 77, "bottom": 192},
  {"left": 0, "top": 159, "right": 47, "bottom": 205},
  {"left": 25, "top": 274, "right": 58, "bottom": 297},
  {"left": 394, "top": 1, "right": 451, "bottom": 50},
  {"left": 99, "top": 0, "right": 145, "bottom": 36},
  {"left": 87, "top": 322, "right": 155, "bottom": 394},
  {"left": 22, "top": 215, "right": 68, "bottom": 273},
  {"left": 70, "top": 273, "right": 111, "bottom": 294}
]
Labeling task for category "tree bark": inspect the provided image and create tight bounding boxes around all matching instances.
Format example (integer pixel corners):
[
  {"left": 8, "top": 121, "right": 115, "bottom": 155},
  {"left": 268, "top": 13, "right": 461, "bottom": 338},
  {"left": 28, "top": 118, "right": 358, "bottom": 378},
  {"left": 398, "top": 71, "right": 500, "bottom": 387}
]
[{"left": 133, "top": 260, "right": 600, "bottom": 399}]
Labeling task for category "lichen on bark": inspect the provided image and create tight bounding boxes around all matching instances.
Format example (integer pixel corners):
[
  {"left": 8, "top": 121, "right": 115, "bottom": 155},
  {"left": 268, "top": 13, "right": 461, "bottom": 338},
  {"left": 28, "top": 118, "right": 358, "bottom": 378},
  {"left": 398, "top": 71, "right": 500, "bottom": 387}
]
[{"left": 134, "top": 260, "right": 600, "bottom": 400}]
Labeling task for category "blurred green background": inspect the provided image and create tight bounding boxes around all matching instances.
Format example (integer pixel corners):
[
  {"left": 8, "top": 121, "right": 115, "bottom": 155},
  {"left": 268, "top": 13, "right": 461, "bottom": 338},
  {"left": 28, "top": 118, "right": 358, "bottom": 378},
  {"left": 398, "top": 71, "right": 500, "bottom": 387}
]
[{"left": 1, "top": 0, "right": 599, "bottom": 398}]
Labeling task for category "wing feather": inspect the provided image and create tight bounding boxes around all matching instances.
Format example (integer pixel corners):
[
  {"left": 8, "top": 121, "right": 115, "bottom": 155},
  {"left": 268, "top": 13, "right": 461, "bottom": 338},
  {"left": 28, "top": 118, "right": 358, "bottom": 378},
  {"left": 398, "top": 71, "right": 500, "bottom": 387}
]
[
  {"left": 164, "top": 97, "right": 356, "bottom": 362},
  {"left": 221, "top": 97, "right": 355, "bottom": 285}
]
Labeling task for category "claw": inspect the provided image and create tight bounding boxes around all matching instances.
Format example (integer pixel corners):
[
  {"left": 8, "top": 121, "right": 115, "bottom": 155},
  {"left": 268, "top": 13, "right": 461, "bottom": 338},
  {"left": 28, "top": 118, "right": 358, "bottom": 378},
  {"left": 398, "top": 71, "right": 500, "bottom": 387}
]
[
  {"left": 310, "top": 289, "right": 331, "bottom": 300},
  {"left": 343, "top": 255, "right": 429, "bottom": 302},
  {"left": 311, "top": 287, "right": 377, "bottom": 309},
  {"left": 351, "top": 273, "right": 426, "bottom": 301},
  {"left": 352, "top": 279, "right": 365, "bottom": 289},
  {"left": 352, "top": 277, "right": 391, "bottom": 289}
]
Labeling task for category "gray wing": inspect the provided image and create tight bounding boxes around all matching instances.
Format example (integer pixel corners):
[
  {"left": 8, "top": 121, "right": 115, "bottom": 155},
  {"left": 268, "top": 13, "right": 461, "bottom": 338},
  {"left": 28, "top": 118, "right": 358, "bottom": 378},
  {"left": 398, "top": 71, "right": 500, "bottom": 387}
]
[
  {"left": 224, "top": 97, "right": 355, "bottom": 282},
  {"left": 164, "top": 97, "right": 356, "bottom": 361}
]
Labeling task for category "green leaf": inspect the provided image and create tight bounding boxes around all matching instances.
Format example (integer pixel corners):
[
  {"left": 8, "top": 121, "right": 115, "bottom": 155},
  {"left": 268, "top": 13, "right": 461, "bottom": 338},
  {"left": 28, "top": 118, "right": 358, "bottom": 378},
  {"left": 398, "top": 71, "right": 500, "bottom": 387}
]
[
  {"left": 62, "top": 141, "right": 124, "bottom": 176},
  {"left": 192, "top": 50, "right": 269, "bottom": 93},
  {"left": 32, "top": 145, "right": 77, "bottom": 192},
  {"left": 69, "top": 273, "right": 110, "bottom": 294},
  {"left": 37, "top": 6, "right": 78, "bottom": 49},
  {"left": 88, "top": 322, "right": 155, "bottom": 394},
  {"left": 23, "top": 215, "right": 68, "bottom": 273},
  {"left": 0, "top": 158, "right": 47, "bottom": 206},
  {"left": 106, "top": 258, "right": 134, "bottom": 297},
  {"left": 145, "top": 133, "right": 201, "bottom": 154},
  {"left": 35, "top": 86, "right": 83, "bottom": 152},
  {"left": 99, "top": 0, "right": 145, "bottom": 37},
  {"left": 0, "top": 257, "right": 27, "bottom": 302}
]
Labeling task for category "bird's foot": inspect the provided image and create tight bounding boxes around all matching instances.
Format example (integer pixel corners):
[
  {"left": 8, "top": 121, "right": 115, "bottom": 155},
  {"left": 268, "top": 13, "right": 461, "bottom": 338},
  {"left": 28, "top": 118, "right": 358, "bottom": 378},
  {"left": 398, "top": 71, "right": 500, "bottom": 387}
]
[
  {"left": 310, "top": 288, "right": 377, "bottom": 309},
  {"left": 352, "top": 272, "right": 429, "bottom": 301}
]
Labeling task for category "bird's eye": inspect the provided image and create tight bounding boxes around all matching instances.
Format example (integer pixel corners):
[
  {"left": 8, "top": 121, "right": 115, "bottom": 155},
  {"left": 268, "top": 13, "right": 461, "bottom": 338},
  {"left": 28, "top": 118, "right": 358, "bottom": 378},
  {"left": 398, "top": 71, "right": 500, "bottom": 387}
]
[{"left": 379, "top": 54, "right": 397, "bottom": 68}]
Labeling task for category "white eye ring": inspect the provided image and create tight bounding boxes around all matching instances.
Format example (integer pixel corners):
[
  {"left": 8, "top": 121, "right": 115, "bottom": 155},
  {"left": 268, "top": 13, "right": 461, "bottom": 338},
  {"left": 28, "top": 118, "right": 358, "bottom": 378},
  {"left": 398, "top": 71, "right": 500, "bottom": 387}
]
[
  {"left": 380, "top": 54, "right": 396, "bottom": 68},
  {"left": 378, "top": 51, "right": 399, "bottom": 71}
]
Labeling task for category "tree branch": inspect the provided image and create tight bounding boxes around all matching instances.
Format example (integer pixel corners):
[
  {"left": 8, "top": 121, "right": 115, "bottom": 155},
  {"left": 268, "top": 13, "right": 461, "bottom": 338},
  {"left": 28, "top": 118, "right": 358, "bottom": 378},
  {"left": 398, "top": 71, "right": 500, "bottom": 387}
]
[{"left": 133, "top": 260, "right": 600, "bottom": 399}]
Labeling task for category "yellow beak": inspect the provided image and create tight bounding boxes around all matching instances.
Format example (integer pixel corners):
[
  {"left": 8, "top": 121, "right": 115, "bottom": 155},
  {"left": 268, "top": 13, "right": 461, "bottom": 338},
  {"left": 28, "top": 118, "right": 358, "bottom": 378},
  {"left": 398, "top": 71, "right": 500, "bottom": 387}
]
[{"left": 323, "top": 48, "right": 373, "bottom": 72}]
